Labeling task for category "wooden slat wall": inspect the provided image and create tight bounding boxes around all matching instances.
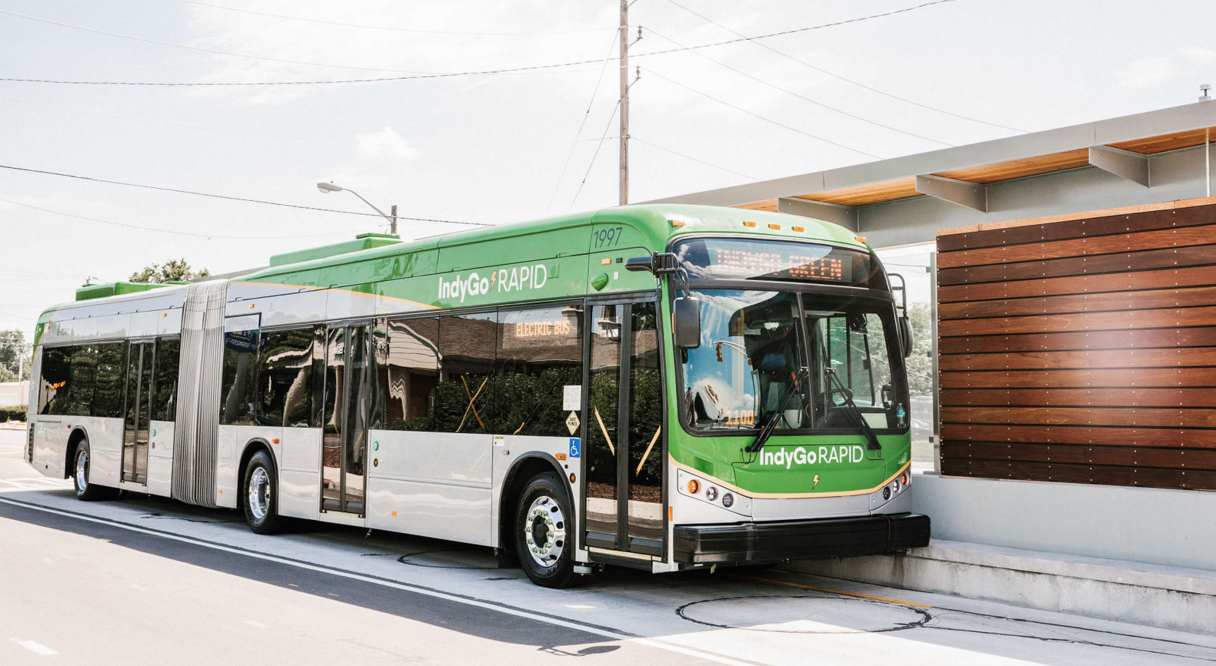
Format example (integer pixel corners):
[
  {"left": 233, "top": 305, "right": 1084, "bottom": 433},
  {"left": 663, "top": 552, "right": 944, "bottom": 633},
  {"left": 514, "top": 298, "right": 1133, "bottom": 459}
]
[{"left": 936, "top": 202, "right": 1216, "bottom": 491}]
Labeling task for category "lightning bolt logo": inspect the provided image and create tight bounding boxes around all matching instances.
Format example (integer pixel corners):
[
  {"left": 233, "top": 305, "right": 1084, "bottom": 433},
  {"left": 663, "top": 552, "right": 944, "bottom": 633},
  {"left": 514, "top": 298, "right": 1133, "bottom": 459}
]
[{"left": 813, "top": 474, "right": 820, "bottom": 489}]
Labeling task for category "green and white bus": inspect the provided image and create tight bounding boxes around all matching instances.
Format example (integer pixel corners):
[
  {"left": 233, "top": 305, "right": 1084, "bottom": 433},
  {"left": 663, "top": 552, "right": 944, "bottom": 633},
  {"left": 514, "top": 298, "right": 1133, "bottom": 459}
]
[{"left": 24, "top": 204, "right": 929, "bottom": 587}]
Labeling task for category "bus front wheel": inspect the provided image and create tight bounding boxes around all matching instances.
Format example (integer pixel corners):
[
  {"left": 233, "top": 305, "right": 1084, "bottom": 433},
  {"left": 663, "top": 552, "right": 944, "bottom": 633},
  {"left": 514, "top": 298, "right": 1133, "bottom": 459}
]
[{"left": 515, "top": 472, "right": 578, "bottom": 588}]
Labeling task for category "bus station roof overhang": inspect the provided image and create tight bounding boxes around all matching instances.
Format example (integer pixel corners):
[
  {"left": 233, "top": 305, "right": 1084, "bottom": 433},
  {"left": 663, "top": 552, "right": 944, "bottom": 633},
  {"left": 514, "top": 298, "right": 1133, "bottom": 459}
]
[{"left": 646, "top": 101, "right": 1216, "bottom": 248}]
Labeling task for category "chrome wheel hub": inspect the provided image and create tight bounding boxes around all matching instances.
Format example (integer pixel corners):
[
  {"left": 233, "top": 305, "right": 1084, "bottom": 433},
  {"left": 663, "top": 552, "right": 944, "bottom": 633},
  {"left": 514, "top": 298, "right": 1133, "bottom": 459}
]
[
  {"left": 523, "top": 495, "right": 565, "bottom": 568},
  {"left": 248, "top": 467, "right": 270, "bottom": 522},
  {"left": 75, "top": 448, "right": 88, "bottom": 491}
]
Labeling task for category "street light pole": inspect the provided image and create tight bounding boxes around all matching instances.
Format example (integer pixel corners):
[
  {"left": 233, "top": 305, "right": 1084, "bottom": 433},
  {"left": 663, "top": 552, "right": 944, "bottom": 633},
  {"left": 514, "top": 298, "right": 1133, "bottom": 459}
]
[{"left": 317, "top": 182, "right": 398, "bottom": 235}]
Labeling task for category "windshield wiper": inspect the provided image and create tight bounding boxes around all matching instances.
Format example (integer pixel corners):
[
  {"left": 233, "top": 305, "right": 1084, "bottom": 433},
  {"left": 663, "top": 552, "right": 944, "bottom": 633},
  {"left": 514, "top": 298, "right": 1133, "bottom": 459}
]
[
  {"left": 745, "top": 368, "right": 807, "bottom": 454},
  {"left": 823, "top": 367, "right": 882, "bottom": 451}
]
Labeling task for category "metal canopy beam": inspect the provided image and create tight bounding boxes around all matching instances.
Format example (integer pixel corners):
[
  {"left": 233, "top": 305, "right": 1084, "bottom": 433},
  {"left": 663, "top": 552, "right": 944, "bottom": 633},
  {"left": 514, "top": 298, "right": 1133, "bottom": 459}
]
[
  {"left": 914, "top": 175, "right": 988, "bottom": 212},
  {"left": 777, "top": 197, "right": 858, "bottom": 230},
  {"left": 1088, "top": 145, "right": 1150, "bottom": 187}
]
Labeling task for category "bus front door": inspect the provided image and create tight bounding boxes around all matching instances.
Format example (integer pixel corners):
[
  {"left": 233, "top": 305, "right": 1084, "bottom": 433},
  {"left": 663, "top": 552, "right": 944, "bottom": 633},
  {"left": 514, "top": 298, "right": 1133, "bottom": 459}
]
[
  {"left": 321, "top": 324, "right": 370, "bottom": 516},
  {"left": 122, "top": 341, "right": 154, "bottom": 484},
  {"left": 584, "top": 301, "right": 665, "bottom": 560}
]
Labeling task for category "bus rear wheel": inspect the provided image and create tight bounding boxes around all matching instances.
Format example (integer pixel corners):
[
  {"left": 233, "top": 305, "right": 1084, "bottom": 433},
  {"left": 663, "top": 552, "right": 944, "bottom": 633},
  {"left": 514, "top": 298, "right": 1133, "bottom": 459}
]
[
  {"left": 243, "top": 450, "right": 285, "bottom": 535},
  {"left": 515, "top": 472, "right": 578, "bottom": 588},
  {"left": 72, "top": 438, "right": 111, "bottom": 501}
]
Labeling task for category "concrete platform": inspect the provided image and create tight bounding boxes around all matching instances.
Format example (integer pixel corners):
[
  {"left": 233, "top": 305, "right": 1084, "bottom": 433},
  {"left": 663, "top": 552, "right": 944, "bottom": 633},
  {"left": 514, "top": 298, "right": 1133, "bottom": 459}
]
[{"left": 783, "top": 539, "right": 1216, "bottom": 636}]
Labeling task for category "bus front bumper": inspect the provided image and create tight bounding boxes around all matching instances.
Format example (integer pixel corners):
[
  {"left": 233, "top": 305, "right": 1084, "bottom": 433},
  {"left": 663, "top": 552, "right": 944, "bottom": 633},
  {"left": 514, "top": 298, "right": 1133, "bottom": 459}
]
[{"left": 673, "top": 513, "right": 931, "bottom": 565}]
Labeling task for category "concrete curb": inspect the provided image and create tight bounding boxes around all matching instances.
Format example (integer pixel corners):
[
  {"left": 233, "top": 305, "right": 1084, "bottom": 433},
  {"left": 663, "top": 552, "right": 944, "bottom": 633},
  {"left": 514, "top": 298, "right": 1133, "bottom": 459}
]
[{"left": 782, "top": 539, "right": 1216, "bottom": 636}]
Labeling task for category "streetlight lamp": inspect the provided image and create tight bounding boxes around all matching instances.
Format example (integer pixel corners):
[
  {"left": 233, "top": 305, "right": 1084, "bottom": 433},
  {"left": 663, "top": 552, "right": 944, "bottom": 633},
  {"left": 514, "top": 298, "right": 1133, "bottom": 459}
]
[{"left": 316, "top": 182, "right": 398, "bottom": 235}]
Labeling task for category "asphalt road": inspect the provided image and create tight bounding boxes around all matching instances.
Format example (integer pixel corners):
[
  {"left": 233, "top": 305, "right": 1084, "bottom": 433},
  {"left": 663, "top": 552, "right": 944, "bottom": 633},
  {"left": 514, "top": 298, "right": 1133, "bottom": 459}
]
[{"left": 1, "top": 425, "right": 1213, "bottom": 666}]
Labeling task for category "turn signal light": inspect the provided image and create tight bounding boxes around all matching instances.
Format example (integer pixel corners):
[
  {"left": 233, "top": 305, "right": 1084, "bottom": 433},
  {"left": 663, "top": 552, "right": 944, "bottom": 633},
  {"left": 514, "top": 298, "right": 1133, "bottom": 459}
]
[
  {"left": 901, "top": 472, "right": 909, "bottom": 486},
  {"left": 742, "top": 221, "right": 757, "bottom": 228},
  {"left": 687, "top": 479, "right": 701, "bottom": 494}
]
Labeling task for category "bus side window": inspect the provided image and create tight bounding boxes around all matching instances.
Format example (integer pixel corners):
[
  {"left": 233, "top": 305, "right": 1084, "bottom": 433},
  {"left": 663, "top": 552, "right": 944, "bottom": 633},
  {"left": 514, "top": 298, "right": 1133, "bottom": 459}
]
[
  {"left": 38, "top": 346, "right": 71, "bottom": 416},
  {"left": 65, "top": 345, "right": 98, "bottom": 417},
  {"left": 382, "top": 317, "right": 440, "bottom": 432},
  {"left": 94, "top": 342, "right": 127, "bottom": 419},
  {"left": 151, "top": 339, "right": 180, "bottom": 422},
  {"left": 494, "top": 304, "right": 584, "bottom": 438},
  {"left": 220, "top": 327, "right": 259, "bottom": 425},
  {"left": 256, "top": 329, "right": 315, "bottom": 427},
  {"left": 435, "top": 313, "right": 498, "bottom": 434}
]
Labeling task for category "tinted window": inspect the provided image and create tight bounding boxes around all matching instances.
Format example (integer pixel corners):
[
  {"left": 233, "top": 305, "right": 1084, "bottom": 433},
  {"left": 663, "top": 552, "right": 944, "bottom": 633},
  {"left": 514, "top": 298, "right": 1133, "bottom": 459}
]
[
  {"left": 152, "top": 339, "right": 180, "bottom": 422},
  {"left": 94, "top": 343, "right": 127, "bottom": 419},
  {"left": 381, "top": 318, "right": 440, "bottom": 431},
  {"left": 220, "top": 323, "right": 259, "bottom": 425},
  {"left": 494, "top": 305, "right": 583, "bottom": 437},
  {"left": 256, "top": 329, "right": 315, "bottom": 427},
  {"left": 38, "top": 346, "right": 71, "bottom": 416},
  {"left": 434, "top": 313, "right": 497, "bottom": 433},
  {"left": 62, "top": 345, "right": 98, "bottom": 417}
]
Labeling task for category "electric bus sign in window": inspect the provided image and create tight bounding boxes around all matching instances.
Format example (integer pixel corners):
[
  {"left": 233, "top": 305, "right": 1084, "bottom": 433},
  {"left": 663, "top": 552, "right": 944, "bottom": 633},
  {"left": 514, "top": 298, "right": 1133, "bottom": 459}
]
[{"left": 673, "top": 238, "right": 873, "bottom": 285}]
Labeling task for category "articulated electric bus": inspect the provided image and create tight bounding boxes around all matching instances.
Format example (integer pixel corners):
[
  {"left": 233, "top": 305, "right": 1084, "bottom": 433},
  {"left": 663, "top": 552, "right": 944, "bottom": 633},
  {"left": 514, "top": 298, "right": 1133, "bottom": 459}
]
[{"left": 24, "top": 204, "right": 929, "bottom": 587}]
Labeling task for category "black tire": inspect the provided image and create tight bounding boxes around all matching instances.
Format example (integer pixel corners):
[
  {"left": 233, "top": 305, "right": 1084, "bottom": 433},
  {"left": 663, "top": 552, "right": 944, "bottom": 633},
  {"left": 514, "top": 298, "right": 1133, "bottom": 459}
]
[
  {"left": 71, "top": 438, "right": 110, "bottom": 501},
  {"left": 242, "top": 450, "right": 285, "bottom": 535},
  {"left": 515, "top": 472, "right": 579, "bottom": 588}
]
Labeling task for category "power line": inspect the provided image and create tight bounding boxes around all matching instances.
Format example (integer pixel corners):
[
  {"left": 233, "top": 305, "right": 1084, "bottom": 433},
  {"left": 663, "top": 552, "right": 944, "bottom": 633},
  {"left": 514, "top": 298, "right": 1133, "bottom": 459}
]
[
  {"left": 173, "top": 0, "right": 614, "bottom": 36},
  {"left": 0, "top": 1, "right": 961, "bottom": 87},
  {"left": 0, "top": 164, "right": 490, "bottom": 226},
  {"left": 546, "top": 32, "right": 620, "bottom": 215},
  {"left": 662, "top": 0, "right": 1025, "bottom": 134},
  {"left": 645, "top": 26, "right": 951, "bottom": 147},
  {"left": 646, "top": 69, "right": 880, "bottom": 159},
  {"left": 631, "top": 136, "right": 759, "bottom": 181},
  {"left": 0, "top": 196, "right": 363, "bottom": 240},
  {"left": 570, "top": 99, "right": 621, "bottom": 211}
]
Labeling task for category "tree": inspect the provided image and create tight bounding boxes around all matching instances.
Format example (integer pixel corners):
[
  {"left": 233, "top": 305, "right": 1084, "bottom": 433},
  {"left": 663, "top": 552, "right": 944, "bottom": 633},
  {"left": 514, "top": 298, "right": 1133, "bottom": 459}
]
[
  {"left": 129, "top": 259, "right": 210, "bottom": 284},
  {"left": 0, "top": 329, "right": 30, "bottom": 382},
  {"left": 904, "top": 302, "right": 934, "bottom": 398}
]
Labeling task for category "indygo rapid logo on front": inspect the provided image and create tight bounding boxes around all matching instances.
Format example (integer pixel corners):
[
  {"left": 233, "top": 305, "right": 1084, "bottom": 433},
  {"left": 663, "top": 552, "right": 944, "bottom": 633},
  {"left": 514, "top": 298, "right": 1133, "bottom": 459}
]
[
  {"left": 759, "top": 445, "right": 866, "bottom": 468},
  {"left": 438, "top": 264, "right": 549, "bottom": 303}
]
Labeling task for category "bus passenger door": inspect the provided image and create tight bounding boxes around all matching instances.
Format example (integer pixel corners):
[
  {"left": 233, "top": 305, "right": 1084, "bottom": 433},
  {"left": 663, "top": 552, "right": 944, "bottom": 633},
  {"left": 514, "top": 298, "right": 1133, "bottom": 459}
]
[
  {"left": 122, "top": 341, "right": 154, "bottom": 484},
  {"left": 584, "top": 301, "right": 665, "bottom": 560},
  {"left": 322, "top": 324, "right": 370, "bottom": 516}
]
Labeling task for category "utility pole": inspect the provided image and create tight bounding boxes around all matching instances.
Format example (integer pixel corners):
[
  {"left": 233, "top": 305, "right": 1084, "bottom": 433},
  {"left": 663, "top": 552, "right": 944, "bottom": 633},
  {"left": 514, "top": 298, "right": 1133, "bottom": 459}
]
[
  {"left": 390, "top": 204, "right": 398, "bottom": 236},
  {"left": 619, "top": 0, "right": 629, "bottom": 206}
]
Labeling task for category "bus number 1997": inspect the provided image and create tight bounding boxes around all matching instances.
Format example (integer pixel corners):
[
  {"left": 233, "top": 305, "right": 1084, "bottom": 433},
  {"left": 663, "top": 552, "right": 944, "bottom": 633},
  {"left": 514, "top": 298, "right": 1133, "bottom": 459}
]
[{"left": 593, "top": 226, "right": 623, "bottom": 249}]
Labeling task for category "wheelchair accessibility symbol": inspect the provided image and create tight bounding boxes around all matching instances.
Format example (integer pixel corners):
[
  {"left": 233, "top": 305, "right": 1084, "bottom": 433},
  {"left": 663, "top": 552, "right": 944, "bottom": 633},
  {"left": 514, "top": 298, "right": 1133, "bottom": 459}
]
[{"left": 569, "top": 438, "right": 581, "bottom": 459}]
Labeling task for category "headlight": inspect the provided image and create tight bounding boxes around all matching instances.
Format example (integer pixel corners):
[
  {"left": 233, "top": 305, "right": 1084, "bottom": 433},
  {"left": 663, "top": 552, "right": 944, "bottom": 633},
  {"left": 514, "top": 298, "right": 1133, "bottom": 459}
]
[
  {"left": 705, "top": 486, "right": 718, "bottom": 501},
  {"left": 721, "top": 493, "right": 734, "bottom": 508}
]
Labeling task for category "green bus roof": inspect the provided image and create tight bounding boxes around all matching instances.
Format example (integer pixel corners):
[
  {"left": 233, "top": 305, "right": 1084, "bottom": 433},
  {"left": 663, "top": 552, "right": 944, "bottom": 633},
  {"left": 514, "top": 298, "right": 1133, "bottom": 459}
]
[{"left": 242, "top": 204, "right": 865, "bottom": 286}]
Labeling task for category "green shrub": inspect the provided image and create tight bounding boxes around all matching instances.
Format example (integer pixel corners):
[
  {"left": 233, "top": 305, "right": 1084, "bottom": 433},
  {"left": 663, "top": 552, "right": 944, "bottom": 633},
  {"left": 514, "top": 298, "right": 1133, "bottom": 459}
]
[{"left": 0, "top": 405, "right": 27, "bottom": 422}]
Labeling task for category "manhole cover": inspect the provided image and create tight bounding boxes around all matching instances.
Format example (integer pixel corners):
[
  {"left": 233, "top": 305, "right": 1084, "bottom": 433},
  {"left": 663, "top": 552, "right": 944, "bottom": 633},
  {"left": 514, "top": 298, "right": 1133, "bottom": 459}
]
[
  {"left": 678, "top": 594, "right": 930, "bottom": 634},
  {"left": 397, "top": 549, "right": 498, "bottom": 569}
]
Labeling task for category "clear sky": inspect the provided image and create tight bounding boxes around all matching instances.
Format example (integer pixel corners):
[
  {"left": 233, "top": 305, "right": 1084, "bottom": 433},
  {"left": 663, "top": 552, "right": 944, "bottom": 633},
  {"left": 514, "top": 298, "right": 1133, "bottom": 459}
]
[{"left": 1, "top": 0, "right": 1213, "bottom": 334}]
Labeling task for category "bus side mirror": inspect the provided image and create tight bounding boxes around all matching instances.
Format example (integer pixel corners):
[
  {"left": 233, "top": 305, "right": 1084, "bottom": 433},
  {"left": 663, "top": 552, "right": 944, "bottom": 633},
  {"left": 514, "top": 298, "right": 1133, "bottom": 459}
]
[
  {"left": 674, "top": 297, "right": 701, "bottom": 349},
  {"left": 899, "top": 315, "right": 913, "bottom": 358}
]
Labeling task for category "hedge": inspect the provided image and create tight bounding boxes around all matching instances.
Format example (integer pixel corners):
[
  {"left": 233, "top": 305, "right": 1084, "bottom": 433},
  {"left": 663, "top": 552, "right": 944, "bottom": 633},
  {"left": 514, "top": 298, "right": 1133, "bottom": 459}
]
[{"left": 0, "top": 405, "right": 27, "bottom": 422}]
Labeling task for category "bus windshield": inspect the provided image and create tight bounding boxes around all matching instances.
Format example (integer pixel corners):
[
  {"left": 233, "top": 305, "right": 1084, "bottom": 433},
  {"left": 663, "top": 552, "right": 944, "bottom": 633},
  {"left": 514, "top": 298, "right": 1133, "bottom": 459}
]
[{"left": 679, "top": 289, "right": 904, "bottom": 434}]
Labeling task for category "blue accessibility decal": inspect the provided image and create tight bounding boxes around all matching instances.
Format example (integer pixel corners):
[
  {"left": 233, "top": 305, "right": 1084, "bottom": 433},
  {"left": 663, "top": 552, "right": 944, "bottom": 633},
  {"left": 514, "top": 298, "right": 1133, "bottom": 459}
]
[{"left": 569, "top": 438, "right": 581, "bottom": 458}]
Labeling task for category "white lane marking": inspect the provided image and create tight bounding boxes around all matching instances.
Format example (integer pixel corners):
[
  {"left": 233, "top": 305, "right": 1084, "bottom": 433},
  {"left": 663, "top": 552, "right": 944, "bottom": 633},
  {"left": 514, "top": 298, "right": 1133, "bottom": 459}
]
[
  {"left": 12, "top": 639, "right": 57, "bottom": 655},
  {"left": 0, "top": 498, "right": 761, "bottom": 666}
]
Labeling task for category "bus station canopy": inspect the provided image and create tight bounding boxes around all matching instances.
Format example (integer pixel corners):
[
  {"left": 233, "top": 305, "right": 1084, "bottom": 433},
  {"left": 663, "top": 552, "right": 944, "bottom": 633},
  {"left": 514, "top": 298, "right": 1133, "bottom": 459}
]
[{"left": 647, "top": 101, "right": 1216, "bottom": 248}]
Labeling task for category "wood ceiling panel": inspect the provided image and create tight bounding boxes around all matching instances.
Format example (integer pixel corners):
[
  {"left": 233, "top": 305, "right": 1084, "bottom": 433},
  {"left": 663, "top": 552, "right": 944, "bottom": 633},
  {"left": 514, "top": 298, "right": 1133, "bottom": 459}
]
[
  {"left": 794, "top": 177, "right": 919, "bottom": 206},
  {"left": 935, "top": 149, "right": 1090, "bottom": 184},
  {"left": 1110, "top": 127, "right": 1216, "bottom": 154},
  {"left": 733, "top": 199, "right": 778, "bottom": 212}
]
